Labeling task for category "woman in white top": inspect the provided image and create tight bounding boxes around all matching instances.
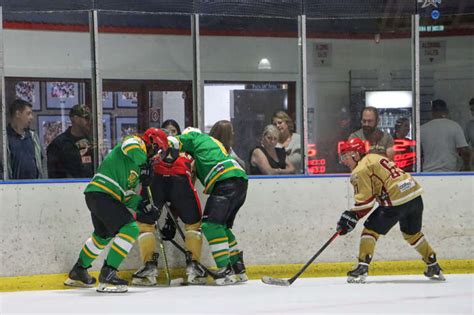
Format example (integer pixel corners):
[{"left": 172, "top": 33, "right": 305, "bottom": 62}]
[{"left": 272, "top": 111, "right": 302, "bottom": 173}]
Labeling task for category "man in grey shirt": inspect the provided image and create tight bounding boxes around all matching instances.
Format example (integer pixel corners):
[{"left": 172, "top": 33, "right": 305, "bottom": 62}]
[
  {"left": 421, "top": 99, "right": 470, "bottom": 172},
  {"left": 349, "top": 106, "right": 394, "bottom": 160}
]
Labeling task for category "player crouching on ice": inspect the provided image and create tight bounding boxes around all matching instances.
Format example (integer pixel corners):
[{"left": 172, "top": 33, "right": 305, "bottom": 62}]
[
  {"left": 172, "top": 127, "right": 248, "bottom": 285},
  {"left": 336, "top": 138, "right": 445, "bottom": 283},
  {"left": 64, "top": 128, "right": 168, "bottom": 293}
]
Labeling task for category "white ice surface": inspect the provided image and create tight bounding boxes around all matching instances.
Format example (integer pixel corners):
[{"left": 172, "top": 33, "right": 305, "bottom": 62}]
[{"left": 1, "top": 274, "right": 472, "bottom": 315}]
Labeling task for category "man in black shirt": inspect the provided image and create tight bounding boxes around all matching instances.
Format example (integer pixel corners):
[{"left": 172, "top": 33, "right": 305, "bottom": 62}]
[{"left": 47, "top": 104, "right": 94, "bottom": 178}]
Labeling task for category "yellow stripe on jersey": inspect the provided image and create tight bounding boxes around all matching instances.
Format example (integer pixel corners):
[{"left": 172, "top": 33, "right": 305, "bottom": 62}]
[
  {"left": 204, "top": 167, "right": 241, "bottom": 193},
  {"left": 89, "top": 182, "right": 121, "bottom": 201}
]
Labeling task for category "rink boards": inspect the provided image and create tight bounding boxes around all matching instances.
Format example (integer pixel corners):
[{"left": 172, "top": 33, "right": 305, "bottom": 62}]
[{"left": 0, "top": 174, "right": 472, "bottom": 290}]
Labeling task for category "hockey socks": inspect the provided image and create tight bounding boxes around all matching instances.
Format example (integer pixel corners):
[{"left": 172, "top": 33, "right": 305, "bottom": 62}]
[
  {"left": 106, "top": 221, "right": 140, "bottom": 269},
  {"left": 226, "top": 228, "right": 241, "bottom": 265},
  {"left": 79, "top": 233, "right": 111, "bottom": 268},
  {"left": 201, "top": 221, "right": 230, "bottom": 268},
  {"left": 403, "top": 231, "right": 435, "bottom": 263},
  {"left": 358, "top": 228, "right": 379, "bottom": 263}
]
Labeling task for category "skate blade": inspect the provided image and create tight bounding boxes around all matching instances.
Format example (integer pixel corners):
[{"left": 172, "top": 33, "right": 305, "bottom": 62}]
[
  {"left": 186, "top": 277, "right": 208, "bottom": 285},
  {"left": 96, "top": 283, "right": 128, "bottom": 293},
  {"left": 131, "top": 277, "right": 157, "bottom": 287},
  {"left": 235, "top": 273, "right": 249, "bottom": 283},
  {"left": 347, "top": 275, "right": 367, "bottom": 284},
  {"left": 215, "top": 275, "right": 237, "bottom": 286},
  {"left": 261, "top": 276, "right": 290, "bottom": 286},
  {"left": 427, "top": 273, "right": 446, "bottom": 281},
  {"left": 64, "top": 278, "right": 95, "bottom": 288}
]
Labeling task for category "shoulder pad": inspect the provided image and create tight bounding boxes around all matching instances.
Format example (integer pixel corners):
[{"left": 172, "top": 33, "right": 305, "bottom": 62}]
[{"left": 182, "top": 127, "right": 202, "bottom": 135}]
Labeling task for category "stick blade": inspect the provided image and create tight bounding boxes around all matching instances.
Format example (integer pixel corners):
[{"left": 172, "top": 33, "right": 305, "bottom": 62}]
[{"left": 261, "top": 276, "right": 291, "bottom": 286}]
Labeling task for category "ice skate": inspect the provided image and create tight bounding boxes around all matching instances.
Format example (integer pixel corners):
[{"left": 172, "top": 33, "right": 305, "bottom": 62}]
[
  {"left": 131, "top": 259, "right": 159, "bottom": 286},
  {"left": 64, "top": 262, "right": 96, "bottom": 288},
  {"left": 97, "top": 263, "right": 128, "bottom": 293},
  {"left": 213, "top": 264, "right": 237, "bottom": 286},
  {"left": 424, "top": 255, "right": 445, "bottom": 281},
  {"left": 231, "top": 251, "right": 248, "bottom": 283},
  {"left": 186, "top": 260, "right": 208, "bottom": 285},
  {"left": 347, "top": 262, "right": 369, "bottom": 283}
]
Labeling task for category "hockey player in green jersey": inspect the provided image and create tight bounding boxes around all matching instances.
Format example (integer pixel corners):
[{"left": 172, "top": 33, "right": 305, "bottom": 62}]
[
  {"left": 64, "top": 128, "right": 168, "bottom": 293},
  {"left": 173, "top": 127, "right": 248, "bottom": 285}
]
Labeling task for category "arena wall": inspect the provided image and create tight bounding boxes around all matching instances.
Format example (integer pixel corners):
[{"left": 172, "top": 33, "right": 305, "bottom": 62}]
[{"left": 0, "top": 174, "right": 472, "bottom": 277}]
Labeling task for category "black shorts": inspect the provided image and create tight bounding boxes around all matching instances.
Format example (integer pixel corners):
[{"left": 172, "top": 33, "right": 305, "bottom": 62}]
[
  {"left": 85, "top": 192, "right": 135, "bottom": 239},
  {"left": 364, "top": 196, "right": 424, "bottom": 235},
  {"left": 203, "top": 177, "right": 248, "bottom": 229},
  {"left": 137, "top": 174, "right": 202, "bottom": 225}
]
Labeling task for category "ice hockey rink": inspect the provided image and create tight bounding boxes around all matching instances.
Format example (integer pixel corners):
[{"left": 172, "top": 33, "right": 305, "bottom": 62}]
[{"left": 0, "top": 274, "right": 472, "bottom": 314}]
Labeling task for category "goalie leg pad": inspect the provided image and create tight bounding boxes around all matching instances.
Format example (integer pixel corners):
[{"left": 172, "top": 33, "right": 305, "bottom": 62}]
[
  {"left": 137, "top": 222, "right": 157, "bottom": 263},
  {"left": 185, "top": 222, "right": 202, "bottom": 262}
]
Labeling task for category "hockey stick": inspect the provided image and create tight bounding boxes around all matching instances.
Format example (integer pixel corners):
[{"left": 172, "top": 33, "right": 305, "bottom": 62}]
[
  {"left": 261, "top": 231, "right": 340, "bottom": 286},
  {"left": 146, "top": 186, "right": 171, "bottom": 286},
  {"left": 159, "top": 203, "right": 218, "bottom": 279}
]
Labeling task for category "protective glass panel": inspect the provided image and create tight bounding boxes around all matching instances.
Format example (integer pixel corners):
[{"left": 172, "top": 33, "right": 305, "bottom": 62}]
[
  {"left": 419, "top": 12, "right": 474, "bottom": 172},
  {"left": 306, "top": 17, "right": 413, "bottom": 174},
  {"left": 3, "top": 11, "right": 93, "bottom": 180},
  {"left": 98, "top": 12, "right": 193, "bottom": 156},
  {"left": 201, "top": 16, "right": 302, "bottom": 175}
]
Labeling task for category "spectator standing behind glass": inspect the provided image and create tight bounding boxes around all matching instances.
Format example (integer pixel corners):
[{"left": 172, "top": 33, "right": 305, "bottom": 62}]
[
  {"left": 464, "top": 98, "right": 474, "bottom": 169},
  {"left": 249, "top": 124, "right": 295, "bottom": 175},
  {"left": 349, "top": 106, "right": 394, "bottom": 160},
  {"left": 47, "top": 104, "right": 94, "bottom": 178},
  {"left": 6, "top": 99, "right": 45, "bottom": 179},
  {"left": 162, "top": 119, "right": 181, "bottom": 136},
  {"left": 392, "top": 117, "right": 415, "bottom": 172},
  {"left": 272, "top": 111, "right": 302, "bottom": 173},
  {"left": 209, "top": 120, "right": 246, "bottom": 170},
  {"left": 421, "top": 99, "right": 470, "bottom": 172}
]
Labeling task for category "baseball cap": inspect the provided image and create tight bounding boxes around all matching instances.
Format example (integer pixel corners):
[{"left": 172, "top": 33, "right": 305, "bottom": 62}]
[{"left": 69, "top": 104, "right": 90, "bottom": 118}]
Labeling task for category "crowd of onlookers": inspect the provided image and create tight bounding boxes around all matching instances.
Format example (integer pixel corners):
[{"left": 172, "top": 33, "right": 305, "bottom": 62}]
[{"left": 1, "top": 97, "right": 473, "bottom": 180}]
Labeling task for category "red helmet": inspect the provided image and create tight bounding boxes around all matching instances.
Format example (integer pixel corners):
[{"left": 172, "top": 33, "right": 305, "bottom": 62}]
[
  {"left": 142, "top": 128, "right": 169, "bottom": 157},
  {"left": 340, "top": 138, "right": 367, "bottom": 156}
]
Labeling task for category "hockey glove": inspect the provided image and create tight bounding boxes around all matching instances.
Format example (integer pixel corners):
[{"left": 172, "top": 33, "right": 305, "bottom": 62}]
[
  {"left": 337, "top": 210, "right": 358, "bottom": 235},
  {"left": 139, "top": 163, "right": 153, "bottom": 187},
  {"left": 160, "top": 214, "right": 177, "bottom": 241},
  {"left": 138, "top": 198, "right": 158, "bottom": 214}
]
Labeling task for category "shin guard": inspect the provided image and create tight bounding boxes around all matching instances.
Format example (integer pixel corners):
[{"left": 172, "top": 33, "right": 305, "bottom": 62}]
[{"left": 185, "top": 222, "right": 202, "bottom": 262}]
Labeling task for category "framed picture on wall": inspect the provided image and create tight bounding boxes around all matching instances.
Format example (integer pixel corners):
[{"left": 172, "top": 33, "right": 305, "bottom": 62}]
[
  {"left": 37, "top": 115, "right": 71, "bottom": 149},
  {"left": 116, "top": 91, "right": 138, "bottom": 108},
  {"left": 46, "top": 82, "right": 80, "bottom": 109},
  {"left": 115, "top": 116, "right": 137, "bottom": 144},
  {"left": 102, "top": 92, "right": 114, "bottom": 109},
  {"left": 102, "top": 113, "right": 113, "bottom": 156},
  {"left": 15, "top": 81, "right": 41, "bottom": 111}
]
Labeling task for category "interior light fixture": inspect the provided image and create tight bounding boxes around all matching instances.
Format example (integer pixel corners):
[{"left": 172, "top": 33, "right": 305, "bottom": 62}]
[{"left": 258, "top": 58, "right": 272, "bottom": 70}]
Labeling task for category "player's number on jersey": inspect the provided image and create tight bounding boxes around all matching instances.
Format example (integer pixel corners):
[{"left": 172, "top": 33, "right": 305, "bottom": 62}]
[{"left": 380, "top": 158, "right": 403, "bottom": 179}]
